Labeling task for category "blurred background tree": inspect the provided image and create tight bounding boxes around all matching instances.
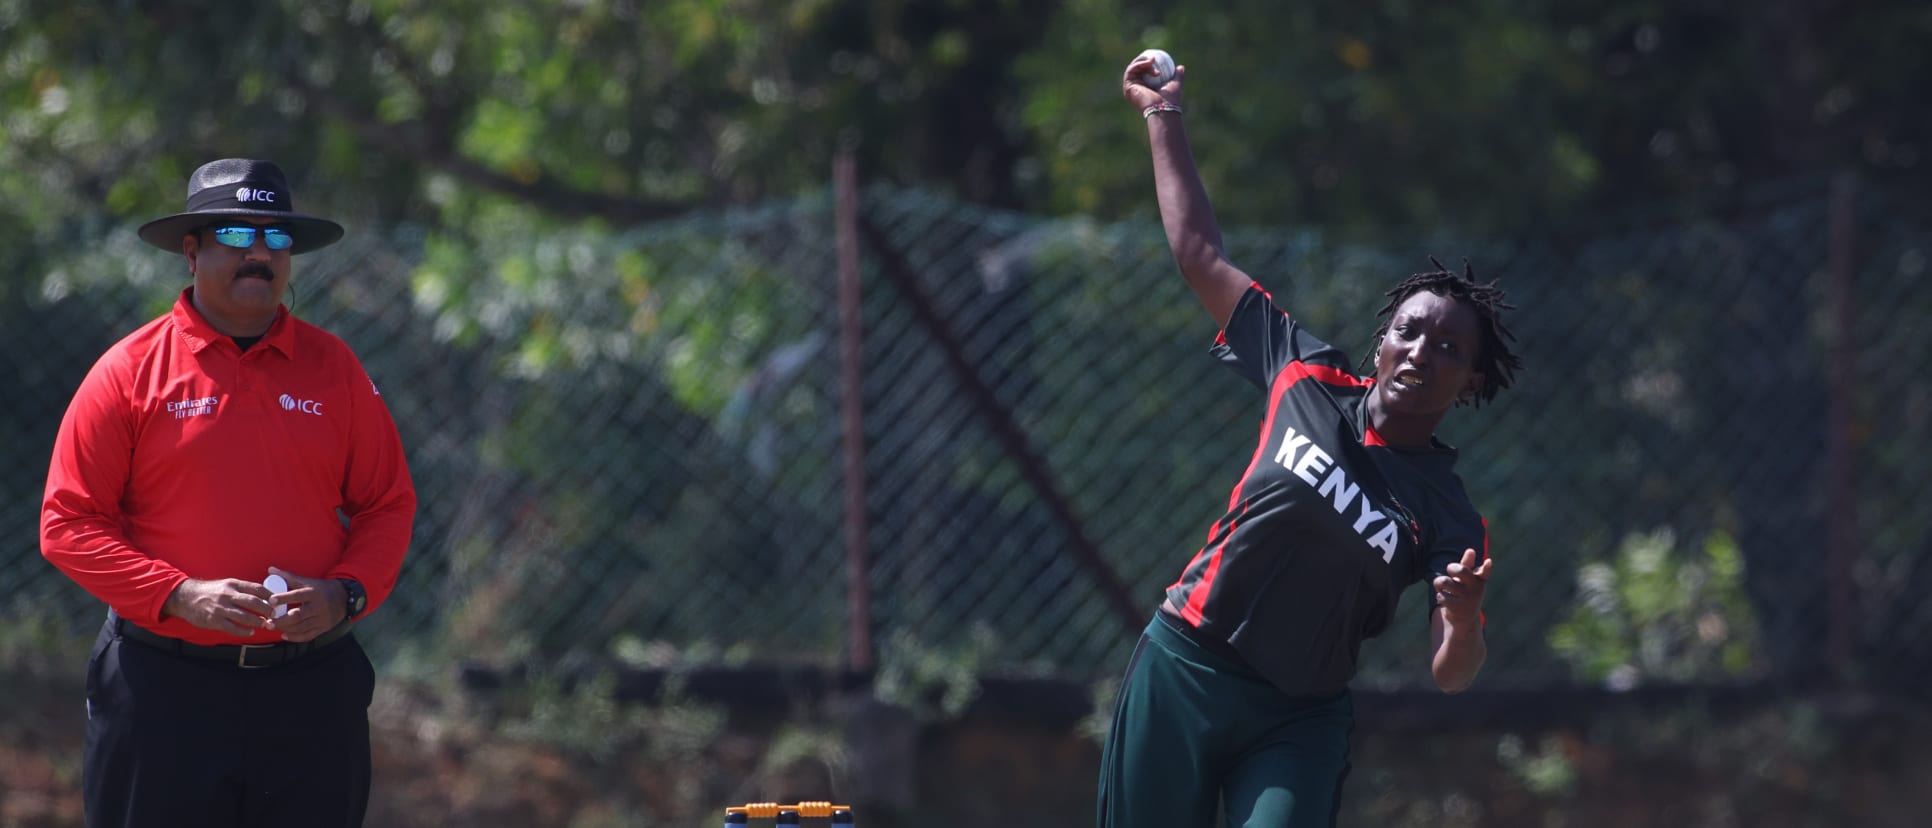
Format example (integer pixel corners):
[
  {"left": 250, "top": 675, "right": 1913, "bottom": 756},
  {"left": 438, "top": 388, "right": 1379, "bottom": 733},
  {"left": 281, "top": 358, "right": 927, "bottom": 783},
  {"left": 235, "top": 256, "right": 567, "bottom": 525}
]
[{"left": 7, "top": 1, "right": 1926, "bottom": 236}]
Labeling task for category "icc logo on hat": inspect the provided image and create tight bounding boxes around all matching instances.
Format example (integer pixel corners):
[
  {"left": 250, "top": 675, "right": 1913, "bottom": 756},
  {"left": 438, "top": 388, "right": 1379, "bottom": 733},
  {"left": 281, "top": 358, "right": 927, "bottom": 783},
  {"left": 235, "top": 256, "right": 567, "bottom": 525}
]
[{"left": 136, "top": 159, "right": 344, "bottom": 254}]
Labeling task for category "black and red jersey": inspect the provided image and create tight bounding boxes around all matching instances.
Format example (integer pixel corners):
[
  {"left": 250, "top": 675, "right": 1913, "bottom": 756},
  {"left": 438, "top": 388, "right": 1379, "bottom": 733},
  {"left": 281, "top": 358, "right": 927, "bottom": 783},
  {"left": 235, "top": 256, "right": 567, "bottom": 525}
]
[{"left": 1161, "top": 284, "right": 1486, "bottom": 697}]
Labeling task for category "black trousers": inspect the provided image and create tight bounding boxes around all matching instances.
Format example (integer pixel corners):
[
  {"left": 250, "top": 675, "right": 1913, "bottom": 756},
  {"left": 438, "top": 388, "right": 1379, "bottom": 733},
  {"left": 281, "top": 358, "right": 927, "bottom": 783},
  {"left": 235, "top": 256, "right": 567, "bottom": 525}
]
[
  {"left": 83, "top": 617, "right": 376, "bottom": 828},
  {"left": 1096, "top": 616, "right": 1353, "bottom": 828}
]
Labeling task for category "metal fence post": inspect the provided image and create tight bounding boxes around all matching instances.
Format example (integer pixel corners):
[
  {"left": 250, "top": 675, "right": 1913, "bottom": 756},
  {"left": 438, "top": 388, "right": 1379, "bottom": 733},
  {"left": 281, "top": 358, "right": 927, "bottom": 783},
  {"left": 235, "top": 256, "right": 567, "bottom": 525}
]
[{"left": 835, "top": 148, "right": 874, "bottom": 674}]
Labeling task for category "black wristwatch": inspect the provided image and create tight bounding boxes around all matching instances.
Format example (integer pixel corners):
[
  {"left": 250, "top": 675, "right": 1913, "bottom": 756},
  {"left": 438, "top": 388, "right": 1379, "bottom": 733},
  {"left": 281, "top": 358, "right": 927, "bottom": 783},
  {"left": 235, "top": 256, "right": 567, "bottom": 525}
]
[{"left": 337, "top": 578, "right": 367, "bottom": 620}]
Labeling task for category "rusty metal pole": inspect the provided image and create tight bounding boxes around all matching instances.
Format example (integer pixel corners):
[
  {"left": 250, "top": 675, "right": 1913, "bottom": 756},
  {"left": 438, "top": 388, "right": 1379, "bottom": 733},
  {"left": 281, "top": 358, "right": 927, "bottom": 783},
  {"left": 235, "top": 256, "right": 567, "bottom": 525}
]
[{"left": 834, "top": 148, "right": 873, "bottom": 674}]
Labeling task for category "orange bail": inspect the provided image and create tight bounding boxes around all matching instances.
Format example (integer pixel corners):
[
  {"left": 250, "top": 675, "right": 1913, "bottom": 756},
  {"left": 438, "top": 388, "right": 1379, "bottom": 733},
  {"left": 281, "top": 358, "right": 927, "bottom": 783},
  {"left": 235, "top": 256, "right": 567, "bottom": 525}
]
[{"left": 725, "top": 803, "right": 852, "bottom": 819}]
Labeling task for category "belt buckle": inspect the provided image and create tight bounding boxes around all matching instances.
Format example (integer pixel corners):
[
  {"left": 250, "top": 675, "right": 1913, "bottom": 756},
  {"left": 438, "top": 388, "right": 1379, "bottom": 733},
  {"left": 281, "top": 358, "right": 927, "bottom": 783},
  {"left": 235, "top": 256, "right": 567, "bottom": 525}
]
[{"left": 236, "top": 643, "right": 276, "bottom": 669}]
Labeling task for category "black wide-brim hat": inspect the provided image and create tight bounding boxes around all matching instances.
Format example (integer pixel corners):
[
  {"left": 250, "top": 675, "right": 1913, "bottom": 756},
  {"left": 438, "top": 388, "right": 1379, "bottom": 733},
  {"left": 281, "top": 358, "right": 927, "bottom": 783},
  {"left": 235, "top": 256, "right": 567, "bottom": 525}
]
[{"left": 137, "top": 158, "right": 345, "bottom": 255}]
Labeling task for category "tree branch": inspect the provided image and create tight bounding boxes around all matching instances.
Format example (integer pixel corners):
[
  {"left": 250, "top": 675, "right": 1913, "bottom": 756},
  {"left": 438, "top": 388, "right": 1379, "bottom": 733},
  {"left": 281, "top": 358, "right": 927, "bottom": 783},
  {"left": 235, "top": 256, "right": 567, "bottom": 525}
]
[{"left": 282, "top": 72, "right": 696, "bottom": 224}]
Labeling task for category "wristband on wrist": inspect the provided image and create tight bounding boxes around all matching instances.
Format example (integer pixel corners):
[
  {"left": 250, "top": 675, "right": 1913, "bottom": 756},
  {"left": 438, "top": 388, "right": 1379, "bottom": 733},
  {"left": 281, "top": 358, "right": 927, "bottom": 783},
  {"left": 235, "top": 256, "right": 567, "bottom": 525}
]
[{"left": 1142, "top": 102, "right": 1184, "bottom": 119}]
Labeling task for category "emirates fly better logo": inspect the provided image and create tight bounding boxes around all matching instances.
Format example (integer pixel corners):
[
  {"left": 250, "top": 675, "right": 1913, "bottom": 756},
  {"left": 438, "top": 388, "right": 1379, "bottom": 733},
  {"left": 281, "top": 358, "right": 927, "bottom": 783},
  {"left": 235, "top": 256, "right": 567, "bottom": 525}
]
[{"left": 279, "top": 394, "right": 324, "bottom": 415}]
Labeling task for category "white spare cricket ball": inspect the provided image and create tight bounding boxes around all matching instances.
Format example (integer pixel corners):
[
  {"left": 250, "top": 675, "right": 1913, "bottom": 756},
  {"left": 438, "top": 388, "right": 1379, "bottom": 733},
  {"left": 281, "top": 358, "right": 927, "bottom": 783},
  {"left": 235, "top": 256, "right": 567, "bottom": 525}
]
[
  {"left": 1137, "top": 48, "right": 1177, "bottom": 88},
  {"left": 263, "top": 573, "right": 289, "bottom": 618}
]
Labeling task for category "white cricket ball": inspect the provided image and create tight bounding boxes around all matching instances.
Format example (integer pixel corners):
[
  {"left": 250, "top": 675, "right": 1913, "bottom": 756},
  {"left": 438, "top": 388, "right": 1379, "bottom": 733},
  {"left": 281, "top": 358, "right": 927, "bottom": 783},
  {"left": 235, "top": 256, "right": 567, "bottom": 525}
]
[
  {"left": 263, "top": 573, "right": 289, "bottom": 618},
  {"left": 1137, "top": 48, "right": 1177, "bottom": 88}
]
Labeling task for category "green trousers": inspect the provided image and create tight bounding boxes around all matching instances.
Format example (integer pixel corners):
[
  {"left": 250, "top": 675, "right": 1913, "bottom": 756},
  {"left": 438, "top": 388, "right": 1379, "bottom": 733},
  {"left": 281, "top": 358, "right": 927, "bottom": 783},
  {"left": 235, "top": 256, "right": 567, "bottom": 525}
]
[{"left": 1096, "top": 615, "right": 1354, "bottom": 828}]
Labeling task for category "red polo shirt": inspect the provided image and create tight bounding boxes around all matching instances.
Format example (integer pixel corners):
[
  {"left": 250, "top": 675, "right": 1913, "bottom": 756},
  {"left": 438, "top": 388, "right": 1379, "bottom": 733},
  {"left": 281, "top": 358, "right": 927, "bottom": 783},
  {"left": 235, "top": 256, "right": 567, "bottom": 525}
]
[{"left": 42, "top": 288, "right": 416, "bottom": 645}]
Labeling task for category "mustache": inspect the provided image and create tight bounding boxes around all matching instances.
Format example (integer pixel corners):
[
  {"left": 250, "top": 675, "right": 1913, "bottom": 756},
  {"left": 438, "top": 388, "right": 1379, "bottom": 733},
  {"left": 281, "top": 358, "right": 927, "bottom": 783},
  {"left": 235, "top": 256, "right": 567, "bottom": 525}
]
[{"left": 236, "top": 262, "right": 277, "bottom": 280}]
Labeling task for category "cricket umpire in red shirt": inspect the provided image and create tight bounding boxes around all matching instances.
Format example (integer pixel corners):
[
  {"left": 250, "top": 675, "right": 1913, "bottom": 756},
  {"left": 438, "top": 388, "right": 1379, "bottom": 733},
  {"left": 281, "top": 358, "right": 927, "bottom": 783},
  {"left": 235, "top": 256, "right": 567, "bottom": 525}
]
[{"left": 40, "top": 158, "right": 416, "bottom": 827}]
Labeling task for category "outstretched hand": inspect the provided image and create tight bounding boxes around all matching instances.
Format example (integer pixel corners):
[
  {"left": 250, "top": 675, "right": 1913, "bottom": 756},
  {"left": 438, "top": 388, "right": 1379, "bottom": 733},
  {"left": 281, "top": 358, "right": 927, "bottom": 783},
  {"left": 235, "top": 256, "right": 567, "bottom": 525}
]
[
  {"left": 1432, "top": 549, "right": 1491, "bottom": 626},
  {"left": 1121, "top": 54, "right": 1185, "bottom": 112}
]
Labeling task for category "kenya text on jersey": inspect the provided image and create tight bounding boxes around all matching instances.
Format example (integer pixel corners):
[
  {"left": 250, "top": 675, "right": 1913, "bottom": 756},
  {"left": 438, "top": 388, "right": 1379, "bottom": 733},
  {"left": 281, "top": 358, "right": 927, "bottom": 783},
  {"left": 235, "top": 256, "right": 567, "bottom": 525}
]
[{"left": 1272, "top": 425, "right": 1402, "bottom": 562}]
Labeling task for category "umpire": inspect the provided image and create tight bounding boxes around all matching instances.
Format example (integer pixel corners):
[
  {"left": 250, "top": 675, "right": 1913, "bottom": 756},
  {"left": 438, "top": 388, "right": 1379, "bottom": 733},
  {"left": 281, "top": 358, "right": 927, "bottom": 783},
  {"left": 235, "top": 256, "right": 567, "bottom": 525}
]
[{"left": 40, "top": 158, "right": 417, "bottom": 827}]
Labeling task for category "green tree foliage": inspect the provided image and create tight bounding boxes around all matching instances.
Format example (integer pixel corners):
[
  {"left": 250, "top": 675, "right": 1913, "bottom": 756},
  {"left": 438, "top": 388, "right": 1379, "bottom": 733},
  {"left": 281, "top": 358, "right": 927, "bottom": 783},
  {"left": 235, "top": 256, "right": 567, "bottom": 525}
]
[
  {"left": 1021, "top": 1, "right": 1932, "bottom": 230},
  {"left": 0, "top": 0, "right": 1060, "bottom": 249},
  {"left": 1549, "top": 528, "right": 1758, "bottom": 686},
  {"left": 7, "top": 1, "right": 1927, "bottom": 240}
]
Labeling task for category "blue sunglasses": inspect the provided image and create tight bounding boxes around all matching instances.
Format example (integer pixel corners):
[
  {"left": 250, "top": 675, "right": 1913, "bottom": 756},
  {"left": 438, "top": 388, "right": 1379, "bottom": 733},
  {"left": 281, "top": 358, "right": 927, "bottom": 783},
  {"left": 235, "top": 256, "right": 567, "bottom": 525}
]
[{"left": 206, "top": 224, "right": 295, "bottom": 251}]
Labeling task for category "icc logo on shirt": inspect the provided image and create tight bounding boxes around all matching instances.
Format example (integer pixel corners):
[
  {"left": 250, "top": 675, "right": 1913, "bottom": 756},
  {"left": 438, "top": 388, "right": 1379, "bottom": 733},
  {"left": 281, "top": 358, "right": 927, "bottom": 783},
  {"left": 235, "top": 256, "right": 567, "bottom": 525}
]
[{"left": 279, "top": 394, "right": 324, "bottom": 415}]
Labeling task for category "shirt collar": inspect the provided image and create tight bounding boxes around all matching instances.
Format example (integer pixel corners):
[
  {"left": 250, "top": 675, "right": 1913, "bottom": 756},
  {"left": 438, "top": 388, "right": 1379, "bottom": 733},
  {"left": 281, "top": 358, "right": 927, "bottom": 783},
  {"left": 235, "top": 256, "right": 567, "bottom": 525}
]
[
  {"left": 171, "top": 287, "right": 296, "bottom": 358},
  {"left": 1354, "top": 385, "right": 1459, "bottom": 458}
]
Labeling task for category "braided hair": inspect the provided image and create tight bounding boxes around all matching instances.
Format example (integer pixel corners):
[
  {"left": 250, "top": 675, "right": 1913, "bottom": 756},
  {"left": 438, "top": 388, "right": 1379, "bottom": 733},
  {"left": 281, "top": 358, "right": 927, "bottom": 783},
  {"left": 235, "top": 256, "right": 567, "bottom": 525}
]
[{"left": 1359, "top": 256, "right": 1522, "bottom": 407}]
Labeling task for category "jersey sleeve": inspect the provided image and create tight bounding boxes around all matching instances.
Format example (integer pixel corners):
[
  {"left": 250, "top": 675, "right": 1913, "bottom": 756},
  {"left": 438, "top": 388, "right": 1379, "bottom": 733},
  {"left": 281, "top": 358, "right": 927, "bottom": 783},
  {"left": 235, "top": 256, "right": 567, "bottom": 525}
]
[
  {"left": 1209, "top": 283, "right": 1351, "bottom": 391},
  {"left": 41, "top": 346, "right": 190, "bottom": 624},
  {"left": 325, "top": 349, "right": 416, "bottom": 617},
  {"left": 1423, "top": 512, "right": 1488, "bottom": 614}
]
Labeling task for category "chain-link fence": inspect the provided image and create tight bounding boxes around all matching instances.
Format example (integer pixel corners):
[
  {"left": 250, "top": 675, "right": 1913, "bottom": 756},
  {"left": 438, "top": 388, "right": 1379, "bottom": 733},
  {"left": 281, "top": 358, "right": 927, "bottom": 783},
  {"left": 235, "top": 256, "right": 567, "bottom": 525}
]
[{"left": 4, "top": 173, "right": 1927, "bottom": 691}]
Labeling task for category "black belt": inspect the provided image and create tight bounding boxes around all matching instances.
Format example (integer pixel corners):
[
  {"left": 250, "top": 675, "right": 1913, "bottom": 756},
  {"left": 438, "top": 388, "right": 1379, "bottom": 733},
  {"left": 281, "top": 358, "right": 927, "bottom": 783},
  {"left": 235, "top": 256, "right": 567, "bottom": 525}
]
[{"left": 111, "top": 612, "right": 354, "bottom": 669}]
